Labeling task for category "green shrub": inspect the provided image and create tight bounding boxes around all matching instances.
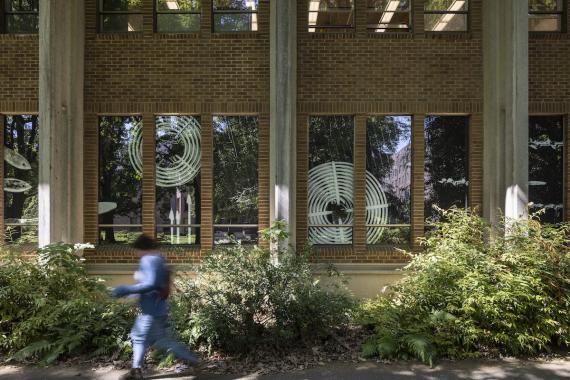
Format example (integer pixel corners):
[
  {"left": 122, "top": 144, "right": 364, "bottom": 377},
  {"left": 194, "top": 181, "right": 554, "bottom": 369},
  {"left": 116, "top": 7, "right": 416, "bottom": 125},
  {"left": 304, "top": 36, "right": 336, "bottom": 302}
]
[
  {"left": 0, "top": 243, "right": 135, "bottom": 364},
  {"left": 357, "top": 208, "right": 570, "bottom": 366},
  {"left": 170, "top": 222, "right": 355, "bottom": 354}
]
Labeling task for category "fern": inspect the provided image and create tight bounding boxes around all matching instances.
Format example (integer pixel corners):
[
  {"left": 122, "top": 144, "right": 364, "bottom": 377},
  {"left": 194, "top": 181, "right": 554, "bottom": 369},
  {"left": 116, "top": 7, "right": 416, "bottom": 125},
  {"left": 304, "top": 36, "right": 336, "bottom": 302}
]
[
  {"left": 402, "top": 334, "right": 435, "bottom": 367},
  {"left": 361, "top": 340, "right": 378, "bottom": 358}
]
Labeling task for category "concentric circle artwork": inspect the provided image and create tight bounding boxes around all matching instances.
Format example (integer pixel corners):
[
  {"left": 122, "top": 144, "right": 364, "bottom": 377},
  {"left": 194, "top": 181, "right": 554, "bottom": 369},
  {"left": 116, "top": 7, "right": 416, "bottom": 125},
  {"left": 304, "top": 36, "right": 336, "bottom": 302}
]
[
  {"left": 308, "top": 162, "right": 388, "bottom": 244},
  {"left": 128, "top": 116, "right": 201, "bottom": 188}
]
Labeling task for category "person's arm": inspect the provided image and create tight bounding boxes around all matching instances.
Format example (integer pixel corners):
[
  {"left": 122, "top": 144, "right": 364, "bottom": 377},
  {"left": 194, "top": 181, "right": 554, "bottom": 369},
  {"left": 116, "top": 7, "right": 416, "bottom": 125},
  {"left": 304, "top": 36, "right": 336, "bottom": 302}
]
[{"left": 112, "top": 256, "right": 160, "bottom": 298}]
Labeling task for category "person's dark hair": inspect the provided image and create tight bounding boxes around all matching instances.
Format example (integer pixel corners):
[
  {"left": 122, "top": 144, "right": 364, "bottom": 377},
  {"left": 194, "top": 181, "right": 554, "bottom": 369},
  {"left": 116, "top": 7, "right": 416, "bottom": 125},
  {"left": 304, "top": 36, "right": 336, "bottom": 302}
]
[{"left": 133, "top": 234, "right": 158, "bottom": 251}]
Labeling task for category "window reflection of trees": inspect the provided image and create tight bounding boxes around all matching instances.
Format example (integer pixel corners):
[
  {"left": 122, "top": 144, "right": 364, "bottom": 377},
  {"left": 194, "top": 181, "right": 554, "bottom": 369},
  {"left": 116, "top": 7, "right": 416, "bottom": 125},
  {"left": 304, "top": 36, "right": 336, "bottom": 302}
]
[
  {"left": 98, "top": 116, "right": 143, "bottom": 244},
  {"left": 424, "top": 116, "right": 469, "bottom": 222},
  {"left": 366, "top": 116, "right": 411, "bottom": 244},
  {"left": 308, "top": 116, "right": 354, "bottom": 245},
  {"left": 4, "top": 115, "right": 39, "bottom": 244},
  {"left": 213, "top": 116, "right": 258, "bottom": 244},
  {"left": 529, "top": 116, "right": 564, "bottom": 224}
]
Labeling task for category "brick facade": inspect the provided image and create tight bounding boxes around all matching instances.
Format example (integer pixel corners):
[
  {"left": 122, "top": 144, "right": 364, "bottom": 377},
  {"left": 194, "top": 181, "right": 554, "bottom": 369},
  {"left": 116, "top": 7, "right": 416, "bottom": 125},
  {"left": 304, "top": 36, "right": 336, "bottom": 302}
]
[{"left": 0, "top": 0, "right": 568, "bottom": 264}]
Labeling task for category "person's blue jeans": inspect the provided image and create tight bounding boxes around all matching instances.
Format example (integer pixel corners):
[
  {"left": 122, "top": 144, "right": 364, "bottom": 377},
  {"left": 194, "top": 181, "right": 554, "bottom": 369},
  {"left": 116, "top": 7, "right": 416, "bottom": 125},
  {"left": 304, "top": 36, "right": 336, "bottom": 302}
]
[{"left": 131, "top": 314, "right": 199, "bottom": 369}]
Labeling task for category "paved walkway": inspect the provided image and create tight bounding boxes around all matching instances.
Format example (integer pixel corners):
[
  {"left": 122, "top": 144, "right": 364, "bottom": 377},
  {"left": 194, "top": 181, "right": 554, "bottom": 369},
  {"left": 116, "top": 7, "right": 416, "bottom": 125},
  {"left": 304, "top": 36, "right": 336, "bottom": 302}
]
[{"left": 1, "top": 358, "right": 569, "bottom": 380}]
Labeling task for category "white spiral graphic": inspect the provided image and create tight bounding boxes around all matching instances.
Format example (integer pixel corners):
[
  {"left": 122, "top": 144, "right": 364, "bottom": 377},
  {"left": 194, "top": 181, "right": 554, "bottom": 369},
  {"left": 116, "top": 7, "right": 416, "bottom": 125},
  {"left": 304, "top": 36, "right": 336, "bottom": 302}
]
[
  {"left": 128, "top": 116, "right": 201, "bottom": 188},
  {"left": 308, "top": 161, "right": 388, "bottom": 245}
]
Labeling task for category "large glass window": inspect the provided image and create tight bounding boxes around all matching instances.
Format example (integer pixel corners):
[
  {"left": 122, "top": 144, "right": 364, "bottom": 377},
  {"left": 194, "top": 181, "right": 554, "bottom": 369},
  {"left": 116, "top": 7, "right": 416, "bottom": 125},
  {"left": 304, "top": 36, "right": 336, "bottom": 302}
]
[
  {"left": 99, "top": 0, "right": 143, "bottom": 33},
  {"left": 308, "top": 116, "right": 354, "bottom": 245},
  {"left": 308, "top": 0, "right": 354, "bottom": 32},
  {"left": 156, "top": 0, "right": 200, "bottom": 33},
  {"left": 529, "top": 116, "right": 564, "bottom": 223},
  {"left": 3, "top": 0, "right": 38, "bottom": 33},
  {"left": 367, "top": 0, "right": 411, "bottom": 33},
  {"left": 424, "top": 0, "right": 468, "bottom": 32},
  {"left": 99, "top": 116, "right": 143, "bottom": 244},
  {"left": 213, "top": 116, "right": 258, "bottom": 244},
  {"left": 3, "top": 115, "right": 38, "bottom": 244},
  {"left": 212, "top": 0, "right": 258, "bottom": 32},
  {"left": 424, "top": 116, "right": 469, "bottom": 221},
  {"left": 366, "top": 116, "right": 411, "bottom": 245},
  {"left": 529, "top": 0, "right": 564, "bottom": 32},
  {"left": 155, "top": 116, "right": 201, "bottom": 245}
]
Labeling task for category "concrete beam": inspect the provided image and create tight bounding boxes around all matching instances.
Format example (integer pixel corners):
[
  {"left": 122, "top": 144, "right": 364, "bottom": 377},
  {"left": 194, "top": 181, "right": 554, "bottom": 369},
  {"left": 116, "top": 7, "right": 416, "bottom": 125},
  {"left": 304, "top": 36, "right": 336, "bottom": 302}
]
[
  {"left": 483, "top": 0, "right": 528, "bottom": 224},
  {"left": 270, "top": 0, "right": 297, "bottom": 248},
  {"left": 38, "top": 0, "right": 85, "bottom": 245}
]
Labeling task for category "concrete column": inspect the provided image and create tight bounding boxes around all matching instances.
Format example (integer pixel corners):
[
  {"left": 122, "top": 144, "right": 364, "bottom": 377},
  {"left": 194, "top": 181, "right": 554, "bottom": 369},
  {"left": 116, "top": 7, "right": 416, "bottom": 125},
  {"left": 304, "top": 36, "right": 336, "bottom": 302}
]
[
  {"left": 38, "top": 0, "right": 85, "bottom": 245},
  {"left": 483, "top": 0, "right": 528, "bottom": 224},
  {"left": 270, "top": 0, "right": 297, "bottom": 248}
]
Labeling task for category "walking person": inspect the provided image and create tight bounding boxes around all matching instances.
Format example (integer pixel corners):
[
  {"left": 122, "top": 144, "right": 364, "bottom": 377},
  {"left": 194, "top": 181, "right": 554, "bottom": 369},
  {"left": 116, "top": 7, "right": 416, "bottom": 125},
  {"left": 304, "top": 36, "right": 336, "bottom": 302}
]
[{"left": 112, "top": 234, "right": 200, "bottom": 380}]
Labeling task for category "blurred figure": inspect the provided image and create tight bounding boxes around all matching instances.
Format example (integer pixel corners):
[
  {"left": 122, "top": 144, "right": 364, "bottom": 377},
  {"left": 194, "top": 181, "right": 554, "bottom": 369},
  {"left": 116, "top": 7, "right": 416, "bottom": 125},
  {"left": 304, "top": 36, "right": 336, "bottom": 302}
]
[{"left": 112, "top": 234, "right": 199, "bottom": 380}]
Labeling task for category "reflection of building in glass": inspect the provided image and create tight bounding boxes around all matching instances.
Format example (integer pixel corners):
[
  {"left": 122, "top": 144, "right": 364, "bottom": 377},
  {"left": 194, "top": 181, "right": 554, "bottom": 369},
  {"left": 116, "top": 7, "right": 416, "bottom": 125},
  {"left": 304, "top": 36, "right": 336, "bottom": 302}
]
[{"left": 385, "top": 143, "right": 411, "bottom": 203}]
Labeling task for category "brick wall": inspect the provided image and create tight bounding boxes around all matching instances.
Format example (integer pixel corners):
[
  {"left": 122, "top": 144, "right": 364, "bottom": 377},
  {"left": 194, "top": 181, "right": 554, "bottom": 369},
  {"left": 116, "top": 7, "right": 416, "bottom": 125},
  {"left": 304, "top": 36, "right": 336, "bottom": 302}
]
[
  {"left": 0, "top": 0, "right": 568, "bottom": 264},
  {"left": 296, "top": 0, "right": 484, "bottom": 261},
  {"left": 82, "top": 0, "right": 270, "bottom": 263}
]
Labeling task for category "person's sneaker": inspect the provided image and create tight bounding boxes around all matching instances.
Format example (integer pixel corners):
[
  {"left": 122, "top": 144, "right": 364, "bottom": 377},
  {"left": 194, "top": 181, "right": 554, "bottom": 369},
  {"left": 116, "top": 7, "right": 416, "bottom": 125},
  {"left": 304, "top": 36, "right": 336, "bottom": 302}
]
[{"left": 119, "top": 368, "right": 143, "bottom": 380}]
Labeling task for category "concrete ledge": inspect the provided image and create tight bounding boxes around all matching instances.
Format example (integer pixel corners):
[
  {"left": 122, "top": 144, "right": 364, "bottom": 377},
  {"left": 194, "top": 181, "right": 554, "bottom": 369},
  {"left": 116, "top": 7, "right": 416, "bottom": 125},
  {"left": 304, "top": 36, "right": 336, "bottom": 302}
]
[{"left": 86, "top": 262, "right": 406, "bottom": 275}]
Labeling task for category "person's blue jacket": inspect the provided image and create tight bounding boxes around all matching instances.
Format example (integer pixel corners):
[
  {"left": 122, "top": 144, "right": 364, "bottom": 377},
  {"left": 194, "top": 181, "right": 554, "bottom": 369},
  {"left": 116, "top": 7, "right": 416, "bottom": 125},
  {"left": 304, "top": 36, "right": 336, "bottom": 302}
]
[{"left": 112, "top": 254, "right": 169, "bottom": 316}]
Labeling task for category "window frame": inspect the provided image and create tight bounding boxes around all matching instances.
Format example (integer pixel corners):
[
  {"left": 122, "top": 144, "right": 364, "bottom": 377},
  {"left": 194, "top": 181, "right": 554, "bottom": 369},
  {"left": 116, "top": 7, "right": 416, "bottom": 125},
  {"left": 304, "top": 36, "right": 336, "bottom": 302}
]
[
  {"left": 528, "top": 114, "right": 567, "bottom": 223},
  {"left": 1, "top": 0, "right": 39, "bottom": 34},
  {"left": 98, "top": 0, "right": 144, "bottom": 34},
  {"left": 423, "top": 0, "right": 470, "bottom": 33},
  {"left": 154, "top": 114, "right": 202, "bottom": 246},
  {"left": 528, "top": 0, "right": 566, "bottom": 33},
  {"left": 211, "top": 0, "right": 259, "bottom": 33},
  {"left": 366, "top": 0, "right": 412, "bottom": 34},
  {"left": 307, "top": 114, "right": 356, "bottom": 246},
  {"left": 365, "top": 114, "right": 413, "bottom": 247},
  {"left": 2, "top": 113, "right": 40, "bottom": 246},
  {"left": 97, "top": 114, "right": 144, "bottom": 245},
  {"left": 212, "top": 114, "right": 260, "bottom": 245},
  {"left": 308, "top": 0, "right": 355, "bottom": 33},
  {"left": 423, "top": 114, "right": 470, "bottom": 226},
  {"left": 154, "top": 0, "right": 201, "bottom": 33}
]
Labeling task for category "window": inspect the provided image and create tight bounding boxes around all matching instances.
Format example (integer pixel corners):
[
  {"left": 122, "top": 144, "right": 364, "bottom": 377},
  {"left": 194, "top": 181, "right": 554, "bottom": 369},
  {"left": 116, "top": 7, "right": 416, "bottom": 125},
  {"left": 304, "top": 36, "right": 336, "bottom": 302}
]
[
  {"left": 366, "top": 116, "right": 411, "bottom": 245},
  {"left": 99, "top": 116, "right": 143, "bottom": 244},
  {"left": 3, "top": 115, "right": 38, "bottom": 244},
  {"left": 213, "top": 116, "right": 258, "bottom": 244},
  {"left": 99, "top": 0, "right": 143, "bottom": 33},
  {"left": 155, "top": 116, "right": 201, "bottom": 245},
  {"left": 529, "top": 116, "right": 564, "bottom": 223},
  {"left": 2, "top": 0, "right": 39, "bottom": 33},
  {"left": 367, "top": 0, "right": 411, "bottom": 33},
  {"left": 529, "top": 0, "right": 564, "bottom": 32},
  {"left": 212, "top": 0, "right": 258, "bottom": 32},
  {"left": 424, "top": 0, "right": 468, "bottom": 32},
  {"left": 424, "top": 116, "right": 469, "bottom": 221},
  {"left": 308, "top": 116, "right": 354, "bottom": 245},
  {"left": 308, "top": 0, "right": 354, "bottom": 32},
  {"left": 156, "top": 0, "right": 200, "bottom": 33}
]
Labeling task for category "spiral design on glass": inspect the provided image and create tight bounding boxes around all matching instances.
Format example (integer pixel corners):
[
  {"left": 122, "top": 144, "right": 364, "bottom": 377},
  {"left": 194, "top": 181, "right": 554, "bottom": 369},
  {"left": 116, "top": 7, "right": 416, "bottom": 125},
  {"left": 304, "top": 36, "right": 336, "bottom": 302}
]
[
  {"left": 128, "top": 116, "right": 201, "bottom": 188},
  {"left": 308, "top": 161, "right": 388, "bottom": 245}
]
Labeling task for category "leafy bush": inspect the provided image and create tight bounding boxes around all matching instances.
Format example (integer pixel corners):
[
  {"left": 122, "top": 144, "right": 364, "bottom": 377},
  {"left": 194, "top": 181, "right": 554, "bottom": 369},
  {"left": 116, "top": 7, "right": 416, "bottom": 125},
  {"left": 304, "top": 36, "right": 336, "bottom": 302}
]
[
  {"left": 358, "top": 208, "right": 570, "bottom": 366},
  {"left": 171, "top": 222, "right": 355, "bottom": 354},
  {"left": 0, "top": 243, "right": 135, "bottom": 364}
]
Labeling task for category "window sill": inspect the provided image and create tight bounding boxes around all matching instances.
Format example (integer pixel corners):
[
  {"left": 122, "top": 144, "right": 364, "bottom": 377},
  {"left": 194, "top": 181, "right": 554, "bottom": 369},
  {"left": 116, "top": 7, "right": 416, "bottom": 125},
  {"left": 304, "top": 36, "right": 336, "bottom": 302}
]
[
  {"left": 424, "top": 31, "right": 472, "bottom": 40},
  {"left": 211, "top": 32, "right": 262, "bottom": 39},
  {"left": 529, "top": 31, "right": 568, "bottom": 40},
  {"left": 95, "top": 32, "right": 144, "bottom": 40},
  {"left": 0, "top": 33, "right": 38, "bottom": 40},
  {"left": 367, "top": 31, "right": 413, "bottom": 39},
  {"left": 153, "top": 32, "right": 201, "bottom": 39}
]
